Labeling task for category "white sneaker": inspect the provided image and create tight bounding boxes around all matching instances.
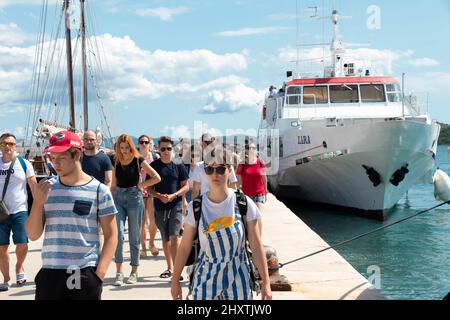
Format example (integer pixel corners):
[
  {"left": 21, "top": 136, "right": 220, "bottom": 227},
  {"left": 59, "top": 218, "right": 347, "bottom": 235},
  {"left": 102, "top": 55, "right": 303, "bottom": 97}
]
[
  {"left": 126, "top": 273, "right": 138, "bottom": 284},
  {"left": 113, "top": 272, "right": 124, "bottom": 286}
]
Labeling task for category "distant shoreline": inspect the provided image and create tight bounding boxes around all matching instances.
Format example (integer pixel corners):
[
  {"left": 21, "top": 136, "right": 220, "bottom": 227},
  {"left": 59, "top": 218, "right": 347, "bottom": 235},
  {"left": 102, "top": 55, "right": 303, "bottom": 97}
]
[{"left": 438, "top": 122, "right": 450, "bottom": 145}]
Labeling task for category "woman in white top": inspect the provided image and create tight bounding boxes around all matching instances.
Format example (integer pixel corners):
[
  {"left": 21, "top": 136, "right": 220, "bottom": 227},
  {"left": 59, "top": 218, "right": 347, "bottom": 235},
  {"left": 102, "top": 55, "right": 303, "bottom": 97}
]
[{"left": 171, "top": 145, "right": 272, "bottom": 300}]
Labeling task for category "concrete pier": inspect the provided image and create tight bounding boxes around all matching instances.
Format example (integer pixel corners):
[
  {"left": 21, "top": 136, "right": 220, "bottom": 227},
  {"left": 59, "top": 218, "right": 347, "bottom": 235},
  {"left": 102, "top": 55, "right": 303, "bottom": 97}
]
[{"left": 1, "top": 193, "right": 383, "bottom": 300}]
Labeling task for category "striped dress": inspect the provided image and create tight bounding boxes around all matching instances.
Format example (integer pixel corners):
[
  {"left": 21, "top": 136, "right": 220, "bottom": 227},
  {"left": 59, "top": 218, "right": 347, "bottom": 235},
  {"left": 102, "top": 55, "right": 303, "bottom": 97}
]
[
  {"left": 42, "top": 177, "right": 117, "bottom": 269},
  {"left": 190, "top": 202, "right": 253, "bottom": 300}
]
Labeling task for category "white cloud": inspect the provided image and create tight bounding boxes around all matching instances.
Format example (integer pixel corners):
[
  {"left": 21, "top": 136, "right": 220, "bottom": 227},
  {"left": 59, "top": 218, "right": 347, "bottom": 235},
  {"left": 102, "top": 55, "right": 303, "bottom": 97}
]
[
  {"left": 201, "top": 84, "right": 265, "bottom": 114},
  {"left": 216, "top": 26, "right": 293, "bottom": 37},
  {"left": 405, "top": 58, "right": 440, "bottom": 67},
  {"left": 135, "top": 6, "right": 191, "bottom": 21},
  {"left": 278, "top": 46, "right": 416, "bottom": 75},
  {"left": 161, "top": 123, "right": 223, "bottom": 140},
  {"left": 407, "top": 72, "right": 450, "bottom": 93},
  {"left": 0, "top": 31, "right": 259, "bottom": 116},
  {"left": 0, "top": 0, "right": 57, "bottom": 9},
  {"left": 0, "top": 23, "right": 34, "bottom": 46}
]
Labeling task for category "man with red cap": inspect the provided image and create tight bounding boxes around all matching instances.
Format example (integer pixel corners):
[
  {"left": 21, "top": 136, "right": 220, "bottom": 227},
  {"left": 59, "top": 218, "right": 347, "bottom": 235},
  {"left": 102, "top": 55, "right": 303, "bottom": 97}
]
[{"left": 26, "top": 130, "right": 118, "bottom": 300}]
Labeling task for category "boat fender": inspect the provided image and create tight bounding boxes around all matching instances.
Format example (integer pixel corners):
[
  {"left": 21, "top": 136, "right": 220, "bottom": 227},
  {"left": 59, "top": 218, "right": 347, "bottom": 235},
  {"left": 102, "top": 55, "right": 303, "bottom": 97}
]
[
  {"left": 362, "top": 165, "right": 382, "bottom": 187},
  {"left": 433, "top": 169, "right": 450, "bottom": 202}
]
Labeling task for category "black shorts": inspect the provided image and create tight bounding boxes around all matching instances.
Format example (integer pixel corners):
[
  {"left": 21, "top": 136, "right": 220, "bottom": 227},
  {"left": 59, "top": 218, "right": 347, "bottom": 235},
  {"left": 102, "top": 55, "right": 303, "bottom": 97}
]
[{"left": 35, "top": 266, "right": 103, "bottom": 300}]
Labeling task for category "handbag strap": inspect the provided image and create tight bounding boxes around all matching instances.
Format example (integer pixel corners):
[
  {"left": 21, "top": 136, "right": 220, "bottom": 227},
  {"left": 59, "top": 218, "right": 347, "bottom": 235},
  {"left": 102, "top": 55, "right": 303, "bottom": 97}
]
[{"left": 2, "top": 157, "right": 17, "bottom": 201}]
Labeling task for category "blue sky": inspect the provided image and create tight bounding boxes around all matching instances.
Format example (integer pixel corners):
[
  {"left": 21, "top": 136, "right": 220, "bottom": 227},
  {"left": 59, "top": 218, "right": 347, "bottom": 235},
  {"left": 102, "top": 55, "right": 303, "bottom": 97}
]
[{"left": 0, "top": 0, "right": 449, "bottom": 140}]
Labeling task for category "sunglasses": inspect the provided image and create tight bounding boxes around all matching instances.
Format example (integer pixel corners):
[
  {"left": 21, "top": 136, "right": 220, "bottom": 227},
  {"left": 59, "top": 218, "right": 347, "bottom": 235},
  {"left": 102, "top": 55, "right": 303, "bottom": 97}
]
[
  {"left": 139, "top": 141, "right": 150, "bottom": 145},
  {"left": 204, "top": 165, "right": 228, "bottom": 175},
  {"left": 0, "top": 142, "right": 16, "bottom": 148},
  {"left": 245, "top": 146, "right": 256, "bottom": 150},
  {"left": 160, "top": 147, "right": 172, "bottom": 152}
]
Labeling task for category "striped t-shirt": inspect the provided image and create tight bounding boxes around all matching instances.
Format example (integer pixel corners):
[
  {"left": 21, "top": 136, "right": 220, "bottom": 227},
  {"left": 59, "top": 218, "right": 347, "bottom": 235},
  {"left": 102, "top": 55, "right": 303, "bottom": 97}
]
[{"left": 42, "top": 177, "right": 117, "bottom": 269}]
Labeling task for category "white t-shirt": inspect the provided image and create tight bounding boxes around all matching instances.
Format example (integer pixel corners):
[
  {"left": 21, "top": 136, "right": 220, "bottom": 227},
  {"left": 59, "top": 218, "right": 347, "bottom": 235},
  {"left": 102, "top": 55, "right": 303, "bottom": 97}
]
[
  {"left": 0, "top": 157, "right": 35, "bottom": 214},
  {"left": 185, "top": 189, "right": 261, "bottom": 250},
  {"left": 191, "top": 161, "right": 238, "bottom": 195}
]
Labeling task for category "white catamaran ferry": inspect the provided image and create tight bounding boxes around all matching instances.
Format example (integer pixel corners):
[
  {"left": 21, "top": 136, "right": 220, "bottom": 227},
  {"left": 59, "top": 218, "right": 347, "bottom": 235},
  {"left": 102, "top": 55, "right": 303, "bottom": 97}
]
[{"left": 259, "top": 9, "right": 440, "bottom": 219}]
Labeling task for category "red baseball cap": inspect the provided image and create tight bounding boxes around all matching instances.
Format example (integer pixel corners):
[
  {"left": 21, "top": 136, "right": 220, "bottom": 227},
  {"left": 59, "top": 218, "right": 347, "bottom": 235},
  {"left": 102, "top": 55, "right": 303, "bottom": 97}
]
[{"left": 44, "top": 130, "right": 83, "bottom": 153}]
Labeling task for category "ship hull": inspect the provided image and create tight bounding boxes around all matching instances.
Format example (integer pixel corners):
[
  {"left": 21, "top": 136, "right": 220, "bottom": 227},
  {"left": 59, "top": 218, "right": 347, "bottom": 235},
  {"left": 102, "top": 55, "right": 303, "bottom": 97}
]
[{"left": 267, "top": 119, "right": 440, "bottom": 219}]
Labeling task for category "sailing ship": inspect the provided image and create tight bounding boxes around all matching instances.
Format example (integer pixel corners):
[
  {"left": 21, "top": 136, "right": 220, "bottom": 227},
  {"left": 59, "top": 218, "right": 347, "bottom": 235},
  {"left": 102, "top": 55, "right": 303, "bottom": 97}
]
[
  {"left": 259, "top": 9, "right": 441, "bottom": 219},
  {"left": 22, "top": 0, "right": 117, "bottom": 175}
]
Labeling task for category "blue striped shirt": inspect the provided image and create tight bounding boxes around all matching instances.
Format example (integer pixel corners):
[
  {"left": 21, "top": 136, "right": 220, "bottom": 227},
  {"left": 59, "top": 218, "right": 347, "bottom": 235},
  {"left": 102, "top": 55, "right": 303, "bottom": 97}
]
[{"left": 42, "top": 177, "right": 117, "bottom": 269}]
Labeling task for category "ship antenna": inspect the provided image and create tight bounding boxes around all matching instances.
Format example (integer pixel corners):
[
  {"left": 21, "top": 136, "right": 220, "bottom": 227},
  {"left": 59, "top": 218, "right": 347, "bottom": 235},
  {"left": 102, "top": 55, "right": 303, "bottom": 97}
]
[{"left": 295, "top": 0, "right": 300, "bottom": 73}]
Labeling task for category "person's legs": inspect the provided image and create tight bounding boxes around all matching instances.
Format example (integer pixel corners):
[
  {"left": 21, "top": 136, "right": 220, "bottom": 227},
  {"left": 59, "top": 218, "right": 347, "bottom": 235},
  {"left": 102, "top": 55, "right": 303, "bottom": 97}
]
[
  {"left": 0, "top": 217, "right": 12, "bottom": 285},
  {"left": 155, "top": 209, "right": 172, "bottom": 275},
  {"left": 11, "top": 211, "right": 29, "bottom": 283},
  {"left": 140, "top": 198, "right": 149, "bottom": 255},
  {"left": 113, "top": 197, "right": 127, "bottom": 274},
  {"left": 127, "top": 189, "right": 144, "bottom": 275},
  {"left": 148, "top": 198, "right": 158, "bottom": 255},
  {"left": 168, "top": 205, "right": 183, "bottom": 267},
  {"left": 0, "top": 245, "right": 10, "bottom": 284}
]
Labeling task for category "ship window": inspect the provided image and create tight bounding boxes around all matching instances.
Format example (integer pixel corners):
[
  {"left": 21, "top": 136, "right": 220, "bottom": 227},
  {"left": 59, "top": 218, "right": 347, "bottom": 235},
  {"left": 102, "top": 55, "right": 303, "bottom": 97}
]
[
  {"left": 386, "top": 83, "right": 401, "bottom": 102},
  {"left": 287, "top": 86, "right": 301, "bottom": 105},
  {"left": 330, "top": 85, "right": 359, "bottom": 103},
  {"left": 360, "top": 84, "right": 386, "bottom": 103},
  {"left": 303, "top": 86, "right": 328, "bottom": 104}
]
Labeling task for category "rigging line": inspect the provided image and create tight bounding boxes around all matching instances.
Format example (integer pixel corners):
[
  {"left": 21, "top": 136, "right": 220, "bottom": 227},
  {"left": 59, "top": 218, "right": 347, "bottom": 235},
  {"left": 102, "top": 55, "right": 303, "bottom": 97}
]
[
  {"left": 38, "top": 14, "right": 64, "bottom": 126},
  {"left": 43, "top": 16, "right": 65, "bottom": 121},
  {"left": 34, "top": 3, "right": 63, "bottom": 128},
  {"left": 296, "top": 0, "right": 300, "bottom": 72},
  {"left": 86, "top": 42, "right": 114, "bottom": 140},
  {"left": 49, "top": 35, "right": 67, "bottom": 122},
  {"left": 28, "top": 0, "right": 50, "bottom": 147},
  {"left": 279, "top": 200, "right": 450, "bottom": 269},
  {"left": 86, "top": 31, "right": 117, "bottom": 138},
  {"left": 25, "top": 0, "right": 47, "bottom": 145}
]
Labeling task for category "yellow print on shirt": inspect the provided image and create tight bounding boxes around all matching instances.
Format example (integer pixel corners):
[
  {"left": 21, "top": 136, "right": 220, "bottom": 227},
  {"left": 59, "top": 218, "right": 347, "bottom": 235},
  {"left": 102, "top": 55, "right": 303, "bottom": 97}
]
[{"left": 205, "top": 216, "right": 235, "bottom": 234}]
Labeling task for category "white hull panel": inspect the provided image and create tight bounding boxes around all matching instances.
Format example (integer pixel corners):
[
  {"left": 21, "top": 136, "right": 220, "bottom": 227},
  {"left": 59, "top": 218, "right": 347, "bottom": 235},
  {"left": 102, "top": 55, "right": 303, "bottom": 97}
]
[{"left": 267, "top": 119, "right": 440, "bottom": 217}]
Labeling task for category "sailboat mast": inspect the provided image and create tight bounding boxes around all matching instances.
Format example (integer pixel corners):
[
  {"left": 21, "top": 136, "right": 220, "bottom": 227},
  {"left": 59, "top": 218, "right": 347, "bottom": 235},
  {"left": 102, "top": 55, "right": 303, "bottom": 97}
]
[
  {"left": 64, "top": 0, "right": 76, "bottom": 130},
  {"left": 80, "top": 0, "right": 89, "bottom": 131}
]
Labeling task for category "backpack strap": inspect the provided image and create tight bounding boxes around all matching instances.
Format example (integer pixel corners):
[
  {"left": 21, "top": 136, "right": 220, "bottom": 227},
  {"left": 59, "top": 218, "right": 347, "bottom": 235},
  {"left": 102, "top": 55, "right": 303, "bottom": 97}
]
[
  {"left": 235, "top": 189, "right": 248, "bottom": 219},
  {"left": 192, "top": 195, "right": 202, "bottom": 224},
  {"left": 18, "top": 156, "right": 27, "bottom": 175}
]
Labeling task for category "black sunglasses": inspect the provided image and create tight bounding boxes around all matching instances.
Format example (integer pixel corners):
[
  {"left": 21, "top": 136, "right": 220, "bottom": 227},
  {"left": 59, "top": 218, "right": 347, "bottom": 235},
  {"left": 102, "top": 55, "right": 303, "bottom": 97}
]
[
  {"left": 139, "top": 141, "right": 150, "bottom": 145},
  {"left": 204, "top": 165, "right": 228, "bottom": 175},
  {"left": 160, "top": 147, "right": 172, "bottom": 152}
]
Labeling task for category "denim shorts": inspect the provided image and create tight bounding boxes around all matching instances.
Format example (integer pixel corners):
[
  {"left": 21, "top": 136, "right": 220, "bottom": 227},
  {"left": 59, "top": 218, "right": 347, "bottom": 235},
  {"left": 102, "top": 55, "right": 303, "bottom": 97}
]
[
  {"left": 249, "top": 194, "right": 267, "bottom": 204},
  {"left": 0, "top": 211, "right": 29, "bottom": 245}
]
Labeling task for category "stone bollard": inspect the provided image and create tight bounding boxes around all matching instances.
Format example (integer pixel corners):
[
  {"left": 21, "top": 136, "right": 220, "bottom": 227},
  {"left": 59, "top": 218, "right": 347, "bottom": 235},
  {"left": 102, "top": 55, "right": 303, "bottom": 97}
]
[{"left": 265, "top": 245, "right": 292, "bottom": 291}]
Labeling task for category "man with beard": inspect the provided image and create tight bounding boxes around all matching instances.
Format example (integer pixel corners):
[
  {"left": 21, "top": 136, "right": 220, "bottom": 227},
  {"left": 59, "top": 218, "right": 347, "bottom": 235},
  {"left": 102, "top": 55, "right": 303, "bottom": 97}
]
[{"left": 81, "top": 130, "right": 112, "bottom": 188}]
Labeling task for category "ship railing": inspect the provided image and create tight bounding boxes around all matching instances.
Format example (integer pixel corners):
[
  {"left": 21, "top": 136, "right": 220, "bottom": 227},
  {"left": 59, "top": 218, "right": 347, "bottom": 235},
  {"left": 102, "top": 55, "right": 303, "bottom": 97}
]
[
  {"left": 403, "top": 93, "right": 428, "bottom": 117},
  {"left": 285, "top": 93, "right": 318, "bottom": 120}
]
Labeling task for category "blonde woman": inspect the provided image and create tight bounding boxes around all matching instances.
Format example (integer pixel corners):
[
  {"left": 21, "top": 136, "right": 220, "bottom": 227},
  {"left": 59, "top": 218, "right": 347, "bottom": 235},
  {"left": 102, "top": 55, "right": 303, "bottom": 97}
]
[{"left": 111, "top": 134, "right": 161, "bottom": 286}]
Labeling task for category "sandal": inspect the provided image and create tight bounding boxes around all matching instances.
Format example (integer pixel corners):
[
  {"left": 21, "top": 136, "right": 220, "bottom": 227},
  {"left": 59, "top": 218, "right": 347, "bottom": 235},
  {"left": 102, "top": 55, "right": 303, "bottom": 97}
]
[
  {"left": 16, "top": 273, "right": 27, "bottom": 286},
  {"left": 140, "top": 250, "right": 147, "bottom": 258},
  {"left": 160, "top": 269, "right": 172, "bottom": 278},
  {"left": 149, "top": 245, "right": 159, "bottom": 256}
]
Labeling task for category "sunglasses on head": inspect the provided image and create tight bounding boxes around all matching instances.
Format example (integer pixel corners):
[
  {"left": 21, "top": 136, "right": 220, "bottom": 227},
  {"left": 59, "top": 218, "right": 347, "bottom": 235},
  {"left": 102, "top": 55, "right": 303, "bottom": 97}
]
[
  {"left": 204, "top": 165, "right": 228, "bottom": 175},
  {"left": 0, "top": 142, "right": 16, "bottom": 148},
  {"left": 160, "top": 147, "right": 172, "bottom": 152},
  {"left": 139, "top": 140, "right": 150, "bottom": 145}
]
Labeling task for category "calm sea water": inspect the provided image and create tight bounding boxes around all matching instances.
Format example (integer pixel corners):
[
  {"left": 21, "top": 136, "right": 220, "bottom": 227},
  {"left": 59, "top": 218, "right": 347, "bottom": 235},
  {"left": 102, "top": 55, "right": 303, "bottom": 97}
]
[{"left": 282, "top": 145, "right": 450, "bottom": 300}]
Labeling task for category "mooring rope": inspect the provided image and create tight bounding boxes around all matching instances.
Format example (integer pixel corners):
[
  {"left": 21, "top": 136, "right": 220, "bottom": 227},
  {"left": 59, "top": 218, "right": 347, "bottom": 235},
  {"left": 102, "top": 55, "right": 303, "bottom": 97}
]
[{"left": 279, "top": 200, "right": 450, "bottom": 269}]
